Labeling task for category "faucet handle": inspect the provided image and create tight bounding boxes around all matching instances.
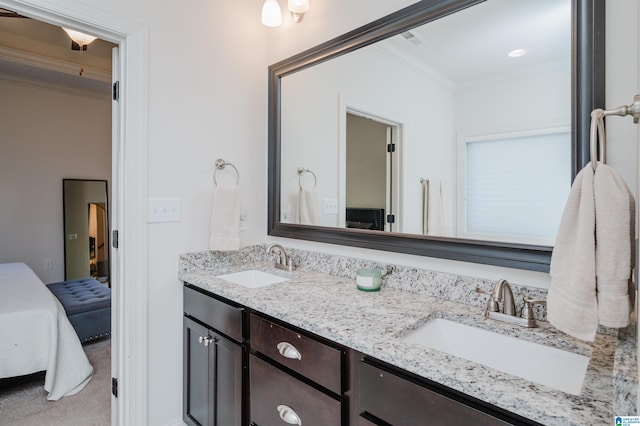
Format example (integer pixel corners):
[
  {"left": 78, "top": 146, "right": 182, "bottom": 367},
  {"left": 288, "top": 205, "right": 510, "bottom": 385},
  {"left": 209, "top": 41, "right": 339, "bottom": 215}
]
[
  {"left": 475, "top": 287, "right": 499, "bottom": 313},
  {"left": 285, "top": 254, "right": 296, "bottom": 271},
  {"left": 523, "top": 296, "right": 546, "bottom": 305},
  {"left": 475, "top": 286, "right": 491, "bottom": 295},
  {"left": 521, "top": 296, "right": 546, "bottom": 320}
]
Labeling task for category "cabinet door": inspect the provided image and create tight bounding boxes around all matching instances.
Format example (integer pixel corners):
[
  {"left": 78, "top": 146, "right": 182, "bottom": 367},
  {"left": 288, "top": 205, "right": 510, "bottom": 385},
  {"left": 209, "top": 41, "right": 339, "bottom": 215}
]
[
  {"left": 184, "top": 317, "right": 243, "bottom": 426},
  {"left": 184, "top": 317, "right": 213, "bottom": 426},
  {"left": 212, "top": 329, "right": 243, "bottom": 426}
]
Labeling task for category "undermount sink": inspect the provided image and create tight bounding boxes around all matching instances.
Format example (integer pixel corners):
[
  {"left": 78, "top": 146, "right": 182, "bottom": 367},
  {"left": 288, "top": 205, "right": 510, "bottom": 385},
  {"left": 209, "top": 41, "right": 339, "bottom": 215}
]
[
  {"left": 216, "top": 270, "right": 290, "bottom": 289},
  {"left": 401, "top": 318, "right": 590, "bottom": 395}
]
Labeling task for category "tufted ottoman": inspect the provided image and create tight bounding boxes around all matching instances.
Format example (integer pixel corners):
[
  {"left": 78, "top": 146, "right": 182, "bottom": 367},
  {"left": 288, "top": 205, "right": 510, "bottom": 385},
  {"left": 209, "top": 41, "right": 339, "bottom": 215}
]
[{"left": 47, "top": 278, "right": 111, "bottom": 342}]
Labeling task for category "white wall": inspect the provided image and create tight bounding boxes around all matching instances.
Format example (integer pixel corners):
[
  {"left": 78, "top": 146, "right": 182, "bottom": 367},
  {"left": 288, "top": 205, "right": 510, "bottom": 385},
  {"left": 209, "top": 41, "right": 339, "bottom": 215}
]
[
  {"left": 59, "top": 1, "right": 267, "bottom": 424},
  {"left": 281, "top": 44, "right": 454, "bottom": 230},
  {"left": 0, "top": 79, "right": 111, "bottom": 284}
]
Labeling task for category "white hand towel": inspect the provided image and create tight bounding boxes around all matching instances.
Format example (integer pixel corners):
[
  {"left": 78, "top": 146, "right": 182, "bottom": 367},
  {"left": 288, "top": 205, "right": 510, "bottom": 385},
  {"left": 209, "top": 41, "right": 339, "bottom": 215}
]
[
  {"left": 209, "top": 184, "right": 240, "bottom": 251},
  {"left": 594, "top": 163, "right": 635, "bottom": 328},
  {"left": 547, "top": 165, "right": 598, "bottom": 341},
  {"left": 299, "top": 187, "right": 319, "bottom": 225},
  {"left": 427, "top": 180, "right": 453, "bottom": 237}
]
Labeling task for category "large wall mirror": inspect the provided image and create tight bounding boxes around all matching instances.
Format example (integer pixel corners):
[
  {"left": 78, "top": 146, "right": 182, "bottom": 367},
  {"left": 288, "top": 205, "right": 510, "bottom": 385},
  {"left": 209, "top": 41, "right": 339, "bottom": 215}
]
[
  {"left": 63, "top": 179, "right": 110, "bottom": 285},
  {"left": 268, "top": 0, "right": 604, "bottom": 272}
]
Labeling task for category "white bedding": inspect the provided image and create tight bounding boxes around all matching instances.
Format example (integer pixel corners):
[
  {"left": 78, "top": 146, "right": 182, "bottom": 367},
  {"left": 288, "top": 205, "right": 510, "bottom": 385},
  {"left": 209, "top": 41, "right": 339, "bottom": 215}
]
[{"left": 0, "top": 262, "right": 94, "bottom": 400}]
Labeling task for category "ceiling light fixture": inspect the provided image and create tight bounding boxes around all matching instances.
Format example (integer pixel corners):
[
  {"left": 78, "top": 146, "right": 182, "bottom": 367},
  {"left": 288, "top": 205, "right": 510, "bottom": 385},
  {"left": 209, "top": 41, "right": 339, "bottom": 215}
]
[
  {"left": 261, "top": 0, "right": 282, "bottom": 27},
  {"left": 62, "top": 27, "right": 97, "bottom": 50},
  {"left": 508, "top": 48, "right": 528, "bottom": 58}
]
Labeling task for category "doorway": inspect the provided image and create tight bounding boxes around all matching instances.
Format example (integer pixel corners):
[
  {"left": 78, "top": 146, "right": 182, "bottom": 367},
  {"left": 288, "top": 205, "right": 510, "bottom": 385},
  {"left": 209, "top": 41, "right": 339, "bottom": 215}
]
[
  {"left": 345, "top": 110, "right": 401, "bottom": 232},
  {"left": 0, "top": 1, "right": 148, "bottom": 424}
]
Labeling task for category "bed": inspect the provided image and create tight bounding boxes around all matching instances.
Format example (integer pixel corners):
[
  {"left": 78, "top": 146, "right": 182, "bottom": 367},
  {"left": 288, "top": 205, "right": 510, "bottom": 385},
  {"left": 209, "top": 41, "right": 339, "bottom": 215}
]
[{"left": 0, "top": 262, "right": 94, "bottom": 400}]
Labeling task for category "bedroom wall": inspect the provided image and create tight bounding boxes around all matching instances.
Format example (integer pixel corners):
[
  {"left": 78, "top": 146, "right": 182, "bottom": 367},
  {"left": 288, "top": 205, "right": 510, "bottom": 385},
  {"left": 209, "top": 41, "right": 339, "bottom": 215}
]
[{"left": 0, "top": 78, "right": 111, "bottom": 284}]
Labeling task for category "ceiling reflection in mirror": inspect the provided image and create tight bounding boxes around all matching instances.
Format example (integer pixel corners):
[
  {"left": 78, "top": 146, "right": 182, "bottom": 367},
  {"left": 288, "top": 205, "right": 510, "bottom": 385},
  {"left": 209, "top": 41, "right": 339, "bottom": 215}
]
[{"left": 280, "top": 0, "right": 571, "bottom": 246}]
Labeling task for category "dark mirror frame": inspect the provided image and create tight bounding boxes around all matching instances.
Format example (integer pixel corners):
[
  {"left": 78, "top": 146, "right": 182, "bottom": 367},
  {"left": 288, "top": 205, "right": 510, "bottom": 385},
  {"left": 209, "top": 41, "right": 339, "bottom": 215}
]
[{"left": 268, "top": 0, "right": 605, "bottom": 272}]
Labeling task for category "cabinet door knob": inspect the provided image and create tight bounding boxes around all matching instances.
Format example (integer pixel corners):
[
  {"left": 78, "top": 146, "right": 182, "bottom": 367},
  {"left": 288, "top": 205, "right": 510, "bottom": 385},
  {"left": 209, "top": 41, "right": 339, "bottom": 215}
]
[
  {"left": 277, "top": 342, "right": 302, "bottom": 360},
  {"left": 199, "top": 335, "right": 217, "bottom": 346},
  {"left": 277, "top": 404, "right": 302, "bottom": 425}
]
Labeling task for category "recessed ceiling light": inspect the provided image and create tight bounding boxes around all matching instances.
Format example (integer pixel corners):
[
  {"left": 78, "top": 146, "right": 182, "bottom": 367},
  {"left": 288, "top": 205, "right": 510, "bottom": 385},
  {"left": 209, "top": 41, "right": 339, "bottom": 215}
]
[{"left": 508, "top": 49, "right": 528, "bottom": 58}]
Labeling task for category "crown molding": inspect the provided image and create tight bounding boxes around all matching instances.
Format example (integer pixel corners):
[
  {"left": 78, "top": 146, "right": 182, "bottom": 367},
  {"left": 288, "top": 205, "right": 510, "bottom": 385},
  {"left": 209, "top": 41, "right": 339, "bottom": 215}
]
[{"left": 0, "top": 45, "right": 111, "bottom": 82}]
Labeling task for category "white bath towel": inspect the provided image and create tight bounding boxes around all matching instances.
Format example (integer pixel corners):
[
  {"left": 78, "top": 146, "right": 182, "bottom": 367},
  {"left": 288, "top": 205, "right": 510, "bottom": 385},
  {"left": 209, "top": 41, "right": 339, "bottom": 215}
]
[
  {"left": 427, "top": 180, "right": 453, "bottom": 237},
  {"left": 209, "top": 183, "right": 240, "bottom": 251},
  {"left": 548, "top": 162, "right": 635, "bottom": 341},
  {"left": 422, "top": 180, "right": 430, "bottom": 235},
  {"left": 594, "top": 163, "right": 635, "bottom": 328},
  {"left": 547, "top": 165, "right": 598, "bottom": 341},
  {"left": 299, "top": 187, "right": 319, "bottom": 225}
]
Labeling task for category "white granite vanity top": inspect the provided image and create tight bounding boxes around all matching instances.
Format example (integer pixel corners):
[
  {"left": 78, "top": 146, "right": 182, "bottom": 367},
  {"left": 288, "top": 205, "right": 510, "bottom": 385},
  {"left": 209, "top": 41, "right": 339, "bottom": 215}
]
[{"left": 178, "top": 245, "right": 638, "bottom": 426}]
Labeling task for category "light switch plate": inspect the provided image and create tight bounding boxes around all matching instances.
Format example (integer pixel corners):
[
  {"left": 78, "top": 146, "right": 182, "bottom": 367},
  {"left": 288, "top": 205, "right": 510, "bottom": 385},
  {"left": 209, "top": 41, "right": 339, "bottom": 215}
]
[
  {"left": 148, "top": 198, "right": 181, "bottom": 223},
  {"left": 322, "top": 198, "right": 339, "bottom": 215}
]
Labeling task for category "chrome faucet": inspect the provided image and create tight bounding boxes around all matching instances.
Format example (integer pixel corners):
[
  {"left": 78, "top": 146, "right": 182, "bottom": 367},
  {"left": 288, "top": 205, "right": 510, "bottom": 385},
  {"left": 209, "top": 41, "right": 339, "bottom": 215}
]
[
  {"left": 266, "top": 244, "right": 296, "bottom": 272},
  {"left": 491, "top": 278, "right": 516, "bottom": 316},
  {"left": 476, "top": 279, "right": 545, "bottom": 328}
]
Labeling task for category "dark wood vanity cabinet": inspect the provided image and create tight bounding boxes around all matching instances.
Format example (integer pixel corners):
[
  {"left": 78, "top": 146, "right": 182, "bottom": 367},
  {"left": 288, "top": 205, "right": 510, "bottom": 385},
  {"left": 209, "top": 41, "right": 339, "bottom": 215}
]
[
  {"left": 183, "top": 284, "right": 540, "bottom": 426},
  {"left": 183, "top": 285, "right": 245, "bottom": 426}
]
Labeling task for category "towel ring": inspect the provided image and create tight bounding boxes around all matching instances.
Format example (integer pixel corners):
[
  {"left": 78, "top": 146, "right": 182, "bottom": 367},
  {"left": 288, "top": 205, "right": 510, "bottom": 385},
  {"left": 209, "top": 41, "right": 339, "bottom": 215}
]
[
  {"left": 297, "top": 167, "right": 317, "bottom": 189},
  {"left": 590, "top": 94, "right": 640, "bottom": 170},
  {"left": 214, "top": 158, "right": 240, "bottom": 185}
]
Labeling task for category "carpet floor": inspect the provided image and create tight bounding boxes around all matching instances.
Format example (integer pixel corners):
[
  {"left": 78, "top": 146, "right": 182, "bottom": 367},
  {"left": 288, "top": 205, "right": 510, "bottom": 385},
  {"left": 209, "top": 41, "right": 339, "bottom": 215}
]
[{"left": 0, "top": 338, "right": 111, "bottom": 426}]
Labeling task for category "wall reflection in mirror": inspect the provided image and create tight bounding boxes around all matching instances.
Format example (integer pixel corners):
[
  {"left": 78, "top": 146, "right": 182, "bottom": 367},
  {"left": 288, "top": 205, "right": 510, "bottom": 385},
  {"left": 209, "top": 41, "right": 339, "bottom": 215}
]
[
  {"left": 280, "top": 0, "right": 571, "bottom": 246},
  {"left": 63, "top": 179, "right": 109, "bottom": 285}
]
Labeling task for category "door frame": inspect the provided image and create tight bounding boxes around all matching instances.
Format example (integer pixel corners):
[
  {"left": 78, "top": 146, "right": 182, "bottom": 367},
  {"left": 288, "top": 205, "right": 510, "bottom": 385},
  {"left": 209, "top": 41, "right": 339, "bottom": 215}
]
[
  {"left": 340, "top": 99, "right": 402, "bottom": 232},
  {"left": 0, "top": 1, "right": 149, "bottom": 424}
]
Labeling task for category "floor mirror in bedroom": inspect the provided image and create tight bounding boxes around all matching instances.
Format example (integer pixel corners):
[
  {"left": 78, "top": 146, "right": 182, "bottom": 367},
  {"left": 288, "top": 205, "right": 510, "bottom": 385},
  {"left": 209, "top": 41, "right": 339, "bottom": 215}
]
[{"left": 63, "top": 179, "right": 110, "bottom": 287}]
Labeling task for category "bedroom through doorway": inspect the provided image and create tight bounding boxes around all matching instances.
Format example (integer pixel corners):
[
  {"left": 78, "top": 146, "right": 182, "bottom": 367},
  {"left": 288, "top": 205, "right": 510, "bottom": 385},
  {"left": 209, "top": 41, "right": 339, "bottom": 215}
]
[{"left": 0, "top": 8, "right": 115, "bottom": 424}]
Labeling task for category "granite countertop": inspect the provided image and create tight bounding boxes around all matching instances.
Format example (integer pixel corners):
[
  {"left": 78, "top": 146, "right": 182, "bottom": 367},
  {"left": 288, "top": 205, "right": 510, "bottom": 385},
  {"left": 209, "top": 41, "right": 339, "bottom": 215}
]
[{"left": 178, "top": 246, "right": 638, "bottom": 426}]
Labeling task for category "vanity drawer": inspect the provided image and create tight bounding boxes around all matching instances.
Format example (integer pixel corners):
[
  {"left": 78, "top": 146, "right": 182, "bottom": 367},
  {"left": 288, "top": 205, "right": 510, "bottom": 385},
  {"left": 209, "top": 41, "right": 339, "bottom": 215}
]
[
  {"left": 250, "top": 354, "right": 341, "bottom": 426},
  {"left": 183, "top": 284, "right": 244, "bottom": 342},
  {"left": 249, "top": 313, "right": 342, "bottom": 394},
  {"left": 359, "top": 360, "right": 511, "bottom": 426}
]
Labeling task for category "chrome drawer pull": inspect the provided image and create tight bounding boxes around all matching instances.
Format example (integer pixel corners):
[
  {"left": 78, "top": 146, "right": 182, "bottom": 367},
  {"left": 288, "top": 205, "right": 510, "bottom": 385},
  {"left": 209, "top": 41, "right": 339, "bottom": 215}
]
[
  {"left": 277, "top": 404, "right": 302, "bottom": 425},
  {"left": 277, "top": 342, "right": 302, "bottom": 360}
]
